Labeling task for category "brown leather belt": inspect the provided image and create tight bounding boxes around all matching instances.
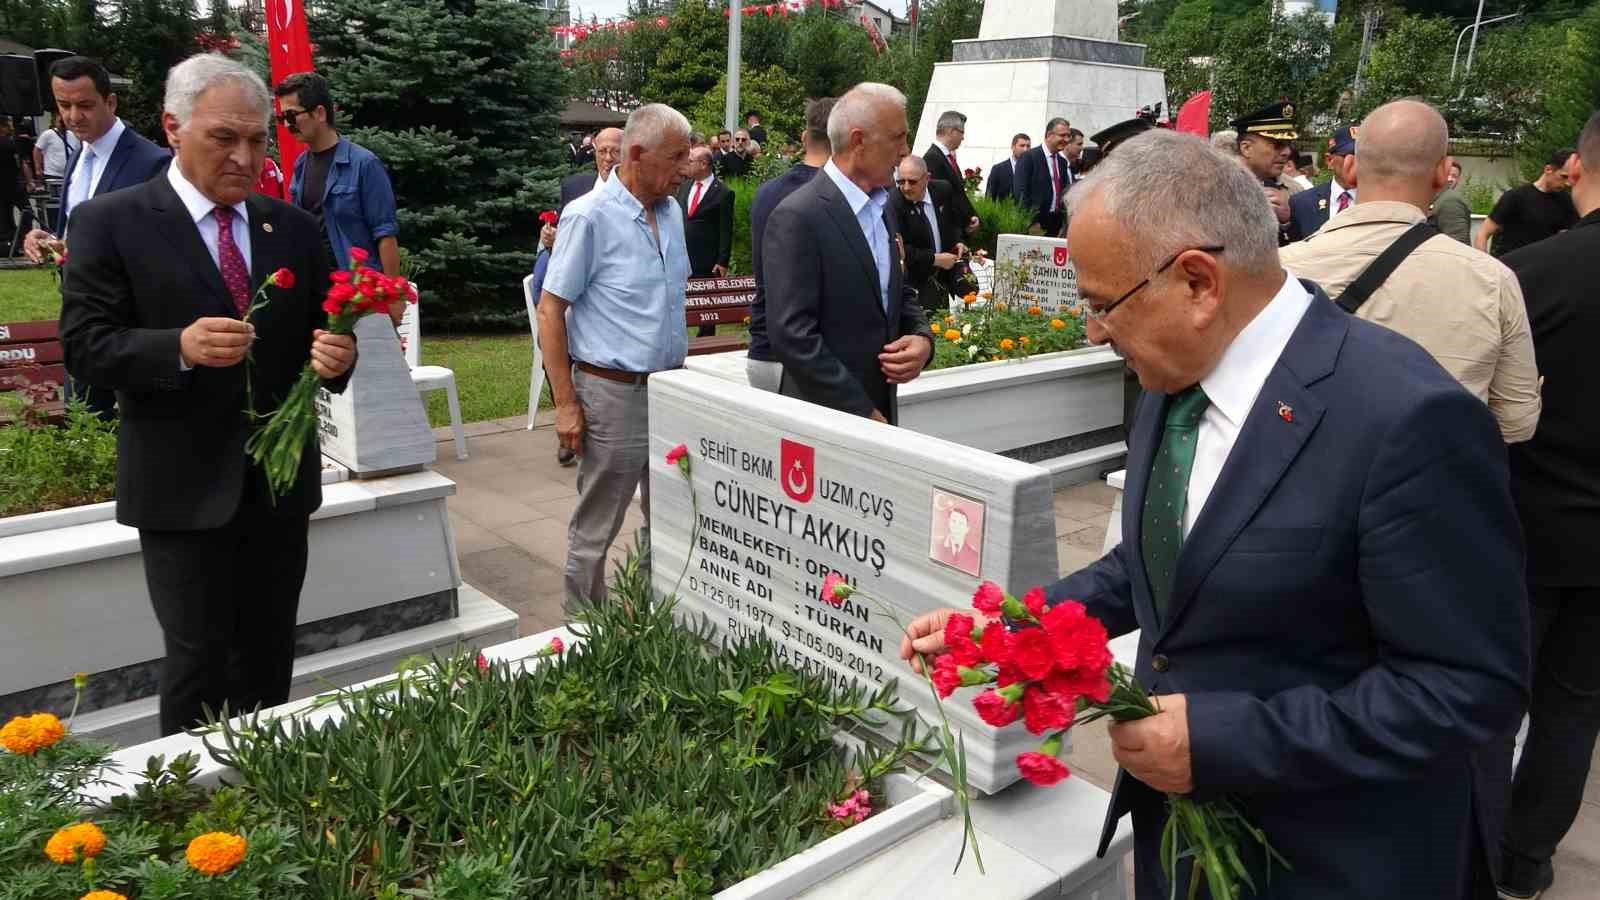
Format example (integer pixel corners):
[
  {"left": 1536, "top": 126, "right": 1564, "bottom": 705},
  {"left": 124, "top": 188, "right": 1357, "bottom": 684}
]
[{"left": 575, "top": 361, "right": 649, "bottom": 384}]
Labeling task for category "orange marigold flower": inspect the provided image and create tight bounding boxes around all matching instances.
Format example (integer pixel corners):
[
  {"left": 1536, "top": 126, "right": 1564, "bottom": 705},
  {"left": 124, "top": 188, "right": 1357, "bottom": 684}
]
[
  {"left": 1050, "top": 318, "right": 1066, "bottom": 329},
  {"left": 1027, "top": 305, "right": 1042, "bottom": 315},
  {"left": 186, "top": 832, "right": 248, "bottom": 876},
  {"left": 2, "top": 712, "right": 66, "bottom": 754},
  {"left": 1000, "top": 338, "right": 1016, "bottom": 351},
  {"left": 980, "top": 290, "right": 993, "bottom": 299},
  {"left": 996, "top": 303, "right": 1008, "bottom": 311},
  {"left": 45, "top": 823, "right": 106, "bottom": 864},
  {"left": 961, "top": 293, "right": 976, "bottom": 305},
  {"left": 81, "top": 892, "right": 127, "bottom": 900},
  {"left": 944, "top": 329, "right": 961, "bottom": 342},
  {"left": 1020, "top": 336, "right": 1030, "bottom": 345},
  {"left": 943, "top": 314, "right": 955, "bottom": 324}
]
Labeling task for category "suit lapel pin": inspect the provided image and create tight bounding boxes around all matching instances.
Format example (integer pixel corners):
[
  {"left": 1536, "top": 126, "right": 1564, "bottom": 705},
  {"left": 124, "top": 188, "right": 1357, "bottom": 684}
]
[
  {"left": 1277, "top": 401, "right": 1294, "bottom": 423},
  {"left": 262, "top": 222, "right": 274, "bottom": 233},
  {"left": 1317, "top": 198, "right": 1327, "bottom": 211}
]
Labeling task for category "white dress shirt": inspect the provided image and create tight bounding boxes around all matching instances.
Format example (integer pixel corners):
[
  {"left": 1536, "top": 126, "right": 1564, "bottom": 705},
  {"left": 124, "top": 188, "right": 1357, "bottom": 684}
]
[
  {"left": 686, "top": 173, "right": 714, "bottom": 216},
  {"left": 823, "top": 159, "right": 890, "bottom": 312},
  {"left": 65, "top": 117, "right": 126, "bottom": 220},
  {"left": 1184, "top": 272, "right": 1313, "bottom": 537},
  {"left": 167, "top": 162, "right": 251, "bottom": 276}
]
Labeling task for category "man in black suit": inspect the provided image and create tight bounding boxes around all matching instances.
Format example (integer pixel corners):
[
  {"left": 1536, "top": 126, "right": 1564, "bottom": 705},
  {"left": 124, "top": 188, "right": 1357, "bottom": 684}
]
[
  {"left": 1013, "top": 116, "right": 1073, "bottom": 235},
  {"left": 1493, "top": 111, "right": 1600, "bottom": 900},
  {"left": 922, "top": 109, "right": 978, "bottom": 238},
  {"left": 678, "top": 145, "right": 735, "bottom": 336},
  {"left": 893, "top": 154, "right": 965, "bottom": 313},
  {"left": 59, "top": 54, "right": 356, "bottom": 736},
  {"left": 1288, "top": 125, "right": 1357, "bottom": 242},
  {"left": 558, "top": 126, "right": 621, "bottom": 213},
  {"left": 985, "top": 132, "right": 1031, "bottom": 201},
  {"left": 24, "top": 56, "right": 172, "bottom": 418},
  {"left": 766, "top": 83, "right": 933, "bottom": 425}
]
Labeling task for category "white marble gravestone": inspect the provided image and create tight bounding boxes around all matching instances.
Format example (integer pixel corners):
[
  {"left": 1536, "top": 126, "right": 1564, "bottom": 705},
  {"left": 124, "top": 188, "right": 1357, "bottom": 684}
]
[
  {"left": 648, "top": 370, "right": 1061, "bottom": 794},
  {"left": 996, "top": 234, "right": 1080, "bottom": 314},
  {"left": 914, "top": 0, "right": 1167, "bottom": 197},
  {"left": 316, "top": 313, "right": 436, "bottom": 475}
]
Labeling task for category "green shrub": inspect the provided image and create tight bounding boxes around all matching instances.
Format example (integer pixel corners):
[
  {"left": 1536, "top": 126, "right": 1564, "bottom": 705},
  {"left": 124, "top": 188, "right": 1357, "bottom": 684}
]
[
  {"left": 1457, "top": 175, "right": 1509, "bottom": 216},
  {"left": 0, "top": 400, "right": 118, "bottom": 518},
  {"left": 724, "top": 174, "right": 760, "bottom": 275},
  {"left": 970, "top": 195, "right": 1036, "bottom": 256}
]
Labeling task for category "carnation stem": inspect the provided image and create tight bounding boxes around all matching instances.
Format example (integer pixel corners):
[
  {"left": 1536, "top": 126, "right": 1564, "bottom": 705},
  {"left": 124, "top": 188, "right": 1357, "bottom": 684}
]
[
  {"left": 670, "top": 462, "right": 699, "bottom": 600},
  {"left": 915, "top": 651, "right": 985, "bottom": 875}
]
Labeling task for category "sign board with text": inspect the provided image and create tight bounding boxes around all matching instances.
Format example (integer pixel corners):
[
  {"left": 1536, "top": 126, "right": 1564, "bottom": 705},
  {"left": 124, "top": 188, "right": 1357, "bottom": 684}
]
[
  {"left": 648, "top": 370, "right": 1060, "bottom": 794},
  {"left": 996, "top": 234, "right": 1079, "bottom": 314}
]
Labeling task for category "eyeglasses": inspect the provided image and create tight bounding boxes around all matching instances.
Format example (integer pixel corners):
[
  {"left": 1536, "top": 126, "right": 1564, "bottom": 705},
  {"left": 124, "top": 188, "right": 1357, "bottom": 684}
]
[
  {"left": 277, "top": 107, "right": 310, "bottom": 126},
  {"left": 735, "top": 138, "right": 748, "bottom": 143},
  {"left": 894, "top": 177, "right": 921, "bottom": 185},
  {"left": 1083, "top": 246, "right": 1225, "bottom": 323}
]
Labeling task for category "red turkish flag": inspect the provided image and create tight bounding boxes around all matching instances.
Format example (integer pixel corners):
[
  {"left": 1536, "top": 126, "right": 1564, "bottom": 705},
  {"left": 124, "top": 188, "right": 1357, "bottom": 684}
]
[
  {"left": 780, "top": 439, "right": 815, "bottom": 503},
  {"left": 266, "top": 0, "right": 315, "bottom": 176},
  {"left": 1176, "top": 91, "right": 1212, "bottom": 136}
]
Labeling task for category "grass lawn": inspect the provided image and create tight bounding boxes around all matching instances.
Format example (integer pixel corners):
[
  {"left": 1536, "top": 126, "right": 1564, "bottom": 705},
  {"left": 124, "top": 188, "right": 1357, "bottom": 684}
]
[{"left": 0, "top": 269, "right": 747, "bottom": 428}]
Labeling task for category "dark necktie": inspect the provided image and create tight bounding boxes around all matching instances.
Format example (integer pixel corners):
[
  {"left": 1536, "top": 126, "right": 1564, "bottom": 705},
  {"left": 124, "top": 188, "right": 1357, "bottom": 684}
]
[
  {"left": 947, "top": 151, "right": 959, "bottom": 175},
  {"left": 1337, "top": 190, "right": 1352, "bottom": 213},
  {"left": 1141, "top": 386, "right": 1211, "bottom": 623},
  {"left": 213, "top": 206, "right": 251, "bottom": 316}
]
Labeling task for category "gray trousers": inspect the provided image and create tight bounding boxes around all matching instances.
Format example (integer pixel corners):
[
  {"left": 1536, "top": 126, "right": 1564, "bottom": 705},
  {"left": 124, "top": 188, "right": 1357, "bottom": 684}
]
[
  {"left": 564, "top": 368, "right": 650, "bottom": 611},
  {"left": 746, "top": 358, "right": 783, "bottom": 393}
]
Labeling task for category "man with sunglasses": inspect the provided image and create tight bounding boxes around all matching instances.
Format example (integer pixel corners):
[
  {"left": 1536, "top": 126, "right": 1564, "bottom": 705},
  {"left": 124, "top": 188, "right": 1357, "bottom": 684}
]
[
  {"left": 901, "top": 129, "right": 1526, "bottom": 899},
  {"left": 718, "top": 129, "right": 753, "bottom": 179},
  {"left": 273, "top": 72, "right": 402, "bottom": 323}
]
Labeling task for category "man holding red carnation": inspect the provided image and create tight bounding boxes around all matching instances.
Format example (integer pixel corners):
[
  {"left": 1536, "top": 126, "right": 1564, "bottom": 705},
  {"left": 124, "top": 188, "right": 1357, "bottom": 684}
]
[
  {"left": 902, "top": 131, "right": 1528, "bottom": 899},
  {"left": 59, "top": 54, "right": 355, "bottom": 735}
]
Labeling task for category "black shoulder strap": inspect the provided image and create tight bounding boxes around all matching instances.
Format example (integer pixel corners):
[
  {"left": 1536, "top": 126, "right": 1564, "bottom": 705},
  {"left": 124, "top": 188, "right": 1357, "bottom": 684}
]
[{"left": 1334, "top": 221, "right": 1438, "bottom": 314}]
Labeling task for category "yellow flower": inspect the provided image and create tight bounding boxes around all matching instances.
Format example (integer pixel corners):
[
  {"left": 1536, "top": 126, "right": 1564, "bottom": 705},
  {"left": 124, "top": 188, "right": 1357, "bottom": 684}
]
[
  {"left": 1019, "top": 336, "right": 1030, "bottom": 345},
  {"left": 961, "top": 293, "right": 976, "bottom": 305},
  {"left": 980, "top": 290, "right": 992, "bottom": 299},
  {"left": 45, "top": 823, "right": 106, "bottom": 864},
  {"left": 81, "top": 892, "right": 126, "bottom": 900},
  {"left": 1027, "top": 305, "right": 1042, "bottom": 315},
  {"left": 999, "top": 338, "right": 1015, "bottom": 351},
  {"left": 943, "top": 314, "right": 955, "bottom": 324},
  {"left": 996, "top": 303, "right": 1008, "bottom": 311},
  {"left": 944, "top": 329, "right": 961, "bottom": 342},
  {"left": 1050, "top": 318, "right": 1066, "bottom": 330},
  {"left": 2, "top": 712, "right": 66, "bottom": 755},
  {"left": 186, "top": 832, "right": 248, "bottom": 876}
]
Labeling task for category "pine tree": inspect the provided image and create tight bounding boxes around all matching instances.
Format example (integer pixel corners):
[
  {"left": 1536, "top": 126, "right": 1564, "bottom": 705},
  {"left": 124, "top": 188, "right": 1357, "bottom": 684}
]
[
  {"left": 308, "top": 0, "right": 568, "bottom": 326},
  {"left": 113, "top": 0, "right": 198, "bottom": 136},
  {"left": 641, "top": 0, "right": 726, "bottom": 113}
]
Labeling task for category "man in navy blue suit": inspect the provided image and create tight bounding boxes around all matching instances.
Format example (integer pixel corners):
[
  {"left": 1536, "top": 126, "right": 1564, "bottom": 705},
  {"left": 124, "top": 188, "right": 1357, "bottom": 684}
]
[
  {"left": 27, "top": 56, "right": 170, "bottom": 418},
  {"left": 1287, "top": 125, "right": 1357, "bottom": 242},
  {"left": 902, "top": 130, "right": 1527, "bottom": 899}
]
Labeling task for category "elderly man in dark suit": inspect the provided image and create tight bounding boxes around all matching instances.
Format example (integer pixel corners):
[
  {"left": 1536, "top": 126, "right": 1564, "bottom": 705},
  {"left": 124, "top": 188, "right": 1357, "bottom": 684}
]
[
  {"left": 1492, "top": 111, "right": 1600, "bottom": 900},
  {"left": 678, "top": 144, "right": 735, "bottom": 336},
  {"left": 922, "top": 109, "right": 978, "bottom": 238},
  {"left": 1013, "top": 117, "right": 1073, "bottom": 235},
  {"left": 892, "top": 154, "right": 965, "bottom": 313},
  {"left": 985, "top": 132, "right": 1030, "bottom": 201},
  {"left": 59, "top": 53, "right": 355, "bottom": 736},
  {"left": 765, "top": 82, "right": 933, "bottom": 425},
  {"left": 1287, "top": 125, "right": 1357, "bottom": 243},
  {"left": 558, "top": 126, "right": 621, "bottom": 212},
  {"left": 902, "top": 130, "right": 1527, "bottom": 899}
]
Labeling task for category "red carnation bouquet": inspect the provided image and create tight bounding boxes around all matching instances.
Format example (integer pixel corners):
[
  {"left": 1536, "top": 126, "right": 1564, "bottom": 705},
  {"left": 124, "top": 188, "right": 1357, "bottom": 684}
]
[
  {"left": 822, "top": 578, "right": 1289, "bottom": 896},
  {"left": 244, "top": 246, "right": 417, "bottom": 499},
  {"left": 961, "top": 166, "right": 983, "bottom": 194}
]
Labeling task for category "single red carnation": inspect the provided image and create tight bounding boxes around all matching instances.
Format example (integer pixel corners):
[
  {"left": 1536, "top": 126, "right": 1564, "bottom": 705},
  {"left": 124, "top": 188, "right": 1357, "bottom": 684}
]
[
  {"left": 475, "top": 652, "right": 489, "bottom": 672},
  {"left": 321, "top": 297, "right": 340, "bottom": 314},
  {"left": 539, "top": 209, "right": 559, "bottom": 225},
  {"left": 819, "top": 572, "right": 852, "bottom": 607},
  {"left": 996, "top": 661, "right": 1026, "bottom": 688},
  {"left": 1023, "top": 586, "right": 1047, "bottom": 618},
  {"left": 930, "top": 653, "right": 963, "bottom": 698},
  {"left": 330, "top": 270, "right": 352, "bottom": 283},
  {"left": 664, "top": 443, "right": 688, "bottom": 464},
  {"left": 1016, "top": 751, "right": 1071, "bottom": 786},
  {"left": 972, "top": 689, "right": 1019, "bottom": 727},
  {"left": 978, "top": 621, "right": 1012, "bottom": 665},
  {"left": 972, "top": 582, "right": 1005, "bottom": 616},
  {"left": 1011, "top": 629, "right": 1056, "bottom": 680},
  {"left": 327, "top": 283, "right": 357, "bottom": 304},
  {"left": 1040, "top": 599, "right": 1087, "bottom": 636},
  {"left": 349, "top": 246, "right": 370, "bottom": 263},
  {"left": 1022, "top": 685, "right": 1074, "bottom": 734},
  {"left": 271, "top": 267, "right": 295, "bottom": 289},
  {"left": 1045, "top": 667, "right": 1110, "bottom": 705}
]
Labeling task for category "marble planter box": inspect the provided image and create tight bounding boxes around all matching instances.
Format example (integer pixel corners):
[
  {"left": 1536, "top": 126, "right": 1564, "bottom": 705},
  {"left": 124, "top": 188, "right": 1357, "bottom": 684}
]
[
  {"left": 683, "top": 346, "right": 1128, "bottom": 487},
  {"left": 0, "top": 467, "right": 518, "bottom": 744},
  {"left": 84, "top": 627, "right": 964, "bottom": 900}
]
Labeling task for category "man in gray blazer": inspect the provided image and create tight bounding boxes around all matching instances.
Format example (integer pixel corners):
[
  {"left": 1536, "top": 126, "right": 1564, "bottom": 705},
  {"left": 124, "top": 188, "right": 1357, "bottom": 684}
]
[{"left": 764, "top": 83, "right": 934, "bottom": 425}]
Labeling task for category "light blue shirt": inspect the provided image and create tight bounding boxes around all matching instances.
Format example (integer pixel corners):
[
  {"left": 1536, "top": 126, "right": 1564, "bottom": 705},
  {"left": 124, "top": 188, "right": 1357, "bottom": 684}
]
[
  {"left": 823, "top": 159, "right": 890, "bottom": 313},
  {"left": 65, "top": 117, "right": 126, "bottom": 222},
  {"left": 921, "top": 194, "right": 942, "bottom": 252},
  {"left": 543, "top": 171, "right": 689, "bottom": 372}
]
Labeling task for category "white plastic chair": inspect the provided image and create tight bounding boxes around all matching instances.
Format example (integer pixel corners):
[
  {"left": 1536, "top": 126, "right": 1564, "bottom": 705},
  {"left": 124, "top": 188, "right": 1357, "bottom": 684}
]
[
  {"left": 397, "top": 298, "right": 467, "bottom": 460},
  {"left": 523, "top": 273, "right": 546, "bottom": 431}
]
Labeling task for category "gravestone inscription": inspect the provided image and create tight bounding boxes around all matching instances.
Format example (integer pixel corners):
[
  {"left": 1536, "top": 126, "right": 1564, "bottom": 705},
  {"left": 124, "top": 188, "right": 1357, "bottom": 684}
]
[
  {"left": 648, "top": 370, "right": 1061, "bottom": 793},
  {"left": 996, "top": 234, "right": 1080, "bottom": 314}
]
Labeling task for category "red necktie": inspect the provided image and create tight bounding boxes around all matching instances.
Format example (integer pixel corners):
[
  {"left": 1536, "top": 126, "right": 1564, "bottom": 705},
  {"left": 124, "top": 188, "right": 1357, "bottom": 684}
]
[
  {"left": 948, "top": 152, "right": 959, "bottom": 175},
  {"left": 1336, "top": 191, "right": 1352, "bottom": 213},
  {"left": 1049, "top": 154, "right": 1061, "bottom": 211},
  {"left": 688, "top": 181, "right": 703, "bottom": 218},
  {"left": 213, "top": 206, "right": 250, "bottom": 316}
]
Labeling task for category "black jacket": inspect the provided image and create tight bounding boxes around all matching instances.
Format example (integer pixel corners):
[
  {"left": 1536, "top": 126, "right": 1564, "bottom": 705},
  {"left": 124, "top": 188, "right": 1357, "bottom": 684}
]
[
  {"left": 677, "top": 176, "right": 735, "bottom": 277},
  {"left": 985, "top": 157, "right": 1016, "bottom": 202},
  {"left": 922, "top": 144, "right": 975, "bottom": 236},
  {"left": 558, "top": 170, "right": 597, "bottom": 214},
  {"left": 764, "top": 172, "right": 932, "bottom": 424},
  {"left": 1504, "top": 209, "right": 1600, "bottom": 585},
  {"left": 59, "top": 175, "right": 346, "bottom": 530},
  {"left": 1012, "top": 145, "right": 1073, "bottom": 224},
  {"left": 893, "top": 179, "right": 962, "bottom": 291}
]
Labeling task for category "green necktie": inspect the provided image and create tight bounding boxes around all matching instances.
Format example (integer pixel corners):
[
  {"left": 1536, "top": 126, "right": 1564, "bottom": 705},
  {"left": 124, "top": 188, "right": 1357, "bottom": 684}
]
[{"left": 1141, "top": 385, "right": 1211, "bottom": 623}]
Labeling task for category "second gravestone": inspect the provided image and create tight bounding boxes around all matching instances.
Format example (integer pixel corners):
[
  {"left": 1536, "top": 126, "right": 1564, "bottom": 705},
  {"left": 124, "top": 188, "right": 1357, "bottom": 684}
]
[
  {"left": 648, "top": 370, "right": 1060, "bottom": 794},
  {"left": 996, "top": 234, "right": 1080, "bottom": 314}
]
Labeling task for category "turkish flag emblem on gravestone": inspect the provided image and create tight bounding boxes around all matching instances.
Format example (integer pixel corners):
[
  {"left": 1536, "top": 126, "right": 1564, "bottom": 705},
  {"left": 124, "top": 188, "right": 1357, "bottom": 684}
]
[
  {"left": 780, "top": 438, "right": 815, "bottom": 503},
  {"left": 1053, "top": 246, "right": 1069, "bottom": 267}
]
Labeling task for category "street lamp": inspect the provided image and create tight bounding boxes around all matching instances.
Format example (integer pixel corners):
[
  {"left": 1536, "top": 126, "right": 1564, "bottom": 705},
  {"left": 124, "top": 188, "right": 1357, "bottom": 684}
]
[{"left": 1451, "top": 8, "right": 1521, "bottom": 81}]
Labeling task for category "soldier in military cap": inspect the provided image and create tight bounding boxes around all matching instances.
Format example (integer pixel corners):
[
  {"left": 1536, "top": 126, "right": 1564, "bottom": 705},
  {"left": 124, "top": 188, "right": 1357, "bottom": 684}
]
[
  {"left": 1232, "top": 100, "right": 1302, "bottom": 243},
  {"left": 1090, "top": 117, "right": 1155, "bottom": 160}
]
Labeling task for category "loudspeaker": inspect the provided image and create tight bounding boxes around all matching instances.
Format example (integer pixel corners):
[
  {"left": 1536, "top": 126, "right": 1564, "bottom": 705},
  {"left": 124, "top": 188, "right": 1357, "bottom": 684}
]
[
  {"left": 0, "top": 55, "right": 41, "bottom": 117},
  {"left": 33, "top": 50, "right": 75, "bottom": 113}
]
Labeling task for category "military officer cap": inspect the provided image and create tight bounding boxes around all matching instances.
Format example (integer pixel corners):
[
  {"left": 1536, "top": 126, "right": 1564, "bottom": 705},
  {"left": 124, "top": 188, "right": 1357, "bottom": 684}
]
[
  {"left": 1089, "top": 118, "right": 1155, "bottom": 157},
  {"left": 1231, "top": 100, "right": 1299, "bottom": 142}
]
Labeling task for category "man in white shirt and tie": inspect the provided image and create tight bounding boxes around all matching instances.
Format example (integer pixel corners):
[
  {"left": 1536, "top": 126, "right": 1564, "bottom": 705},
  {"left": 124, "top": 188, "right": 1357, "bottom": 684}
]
[
  {"left": 893, "top": 154, "right": 967, "bottom": 312},
  {"left": 1288, "top": 125, "right": 1358, "bottom": 242},
  {"left": 1014, "top": 117, "right": 1072, "bottom": 235}
]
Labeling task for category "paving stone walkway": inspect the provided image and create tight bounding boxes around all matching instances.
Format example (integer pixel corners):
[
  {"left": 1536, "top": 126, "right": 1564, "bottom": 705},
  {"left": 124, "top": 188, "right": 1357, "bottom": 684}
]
[{"left": 434, "top": 421, "right": 1600, "bottom": 897}]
